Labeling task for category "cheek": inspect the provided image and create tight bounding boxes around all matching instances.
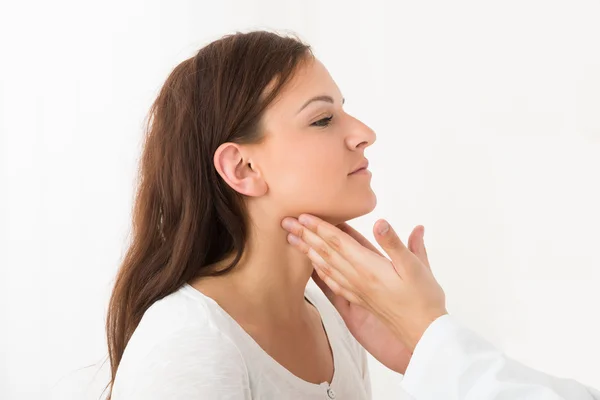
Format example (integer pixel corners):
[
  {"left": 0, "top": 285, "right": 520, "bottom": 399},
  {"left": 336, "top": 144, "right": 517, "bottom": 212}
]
[
  {"left": 268, "top": 140, "right": 345, "bottom": 198},
  {"left": 260, "top": 135, "right": 376, "bottom": 221}
]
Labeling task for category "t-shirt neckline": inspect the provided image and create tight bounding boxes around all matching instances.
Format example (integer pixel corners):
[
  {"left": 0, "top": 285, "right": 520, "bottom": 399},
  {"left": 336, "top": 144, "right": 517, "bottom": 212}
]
[{"left": 181, "top": 282, "right": 340, "bottom": 393}]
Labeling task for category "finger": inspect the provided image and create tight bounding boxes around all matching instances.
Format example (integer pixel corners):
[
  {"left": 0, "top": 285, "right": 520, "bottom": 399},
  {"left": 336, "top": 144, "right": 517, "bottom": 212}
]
[
  {"left": 311, "top": 268, "right": 351, "bottom": 313},
  {"left": 311, "top": 268, "right": 334, "bottom": 301},
  {"left": 296, "top": 214, "right": 373, "bottom": 271},
  {"left": 408, "top": 225, "right": 431, "bottom": 270},
  {"left": 373, "top": 219, "right": 413, "bottom": 276},
  {"left": 313, "top": 263, "right": 360, "bottom": 306},
  {"left": 337, "top": 222, "right": 384, "bottom": 257},
  {"left": 286, "top": 232, "right": 356, "bottom": 290},
  {"left": 283, "top": 216, "right": 362, "bottom": 281}
]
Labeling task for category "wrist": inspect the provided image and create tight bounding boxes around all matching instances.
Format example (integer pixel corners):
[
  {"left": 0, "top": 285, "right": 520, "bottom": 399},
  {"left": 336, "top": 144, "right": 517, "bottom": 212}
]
[{"left": 386, "top": 309, "right": 448, "bottom": 352}]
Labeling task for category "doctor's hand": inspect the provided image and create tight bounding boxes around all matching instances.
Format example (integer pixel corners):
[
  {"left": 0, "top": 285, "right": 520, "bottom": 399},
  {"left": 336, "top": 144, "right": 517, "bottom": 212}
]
[
  {"left": 294, "top": 220, "right": 413, "bottom": 374},
  {"left": 281, "top": 214, "right": 448, "bottom": 354}
]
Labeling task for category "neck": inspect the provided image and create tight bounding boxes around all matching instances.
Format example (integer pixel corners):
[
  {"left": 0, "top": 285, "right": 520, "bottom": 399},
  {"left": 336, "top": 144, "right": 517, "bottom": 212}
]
[{"left": 209, "top": 206, "right": 315, "bottom": 320}]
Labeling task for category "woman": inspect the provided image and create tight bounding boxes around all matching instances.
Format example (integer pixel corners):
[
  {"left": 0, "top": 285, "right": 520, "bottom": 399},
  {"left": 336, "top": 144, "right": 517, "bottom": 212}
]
[
  {"left": 105, "top": 30, "right": 401, "bottom": 399},
  {"left": 281, "top": 214, "right": 600, "bottom": 399}
]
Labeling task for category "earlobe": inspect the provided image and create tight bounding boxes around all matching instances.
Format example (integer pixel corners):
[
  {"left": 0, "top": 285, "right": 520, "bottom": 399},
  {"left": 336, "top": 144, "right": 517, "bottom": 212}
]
[{"left": 213, "top": 142, "right": 267, "bottom": 197}]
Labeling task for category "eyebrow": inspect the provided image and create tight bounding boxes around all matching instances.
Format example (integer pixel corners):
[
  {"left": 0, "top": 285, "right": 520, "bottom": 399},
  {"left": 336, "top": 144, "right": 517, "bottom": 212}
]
[{"left": 297, "top": 95, "right": 345, "bottom": 114}]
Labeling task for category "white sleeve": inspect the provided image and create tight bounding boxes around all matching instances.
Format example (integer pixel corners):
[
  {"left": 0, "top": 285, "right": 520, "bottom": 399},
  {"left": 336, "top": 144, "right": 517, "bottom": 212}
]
[
  {"left": 400, "top": 314, "right": 599, "bottom": 400},
  {"left": 120, "top": 327, "right": 252, "bottom": 400}
]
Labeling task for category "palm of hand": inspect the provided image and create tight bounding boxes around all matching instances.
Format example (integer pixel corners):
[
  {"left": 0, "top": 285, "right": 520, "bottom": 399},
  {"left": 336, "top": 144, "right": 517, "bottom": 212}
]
[
  {"left": 313, "top": 272, "right": 412, "bottom": 374},
  {"left": 306, "top": 222, "right": 429, "bottom": 375}
]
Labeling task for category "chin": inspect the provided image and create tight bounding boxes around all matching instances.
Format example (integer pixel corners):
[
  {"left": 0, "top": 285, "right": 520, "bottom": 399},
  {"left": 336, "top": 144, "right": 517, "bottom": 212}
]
[
  {"left": 354, "top": 190, "right": 377, "bottom": 216},
  {"left": 325, "top": 190, "right": 377, "bottom": 226}
]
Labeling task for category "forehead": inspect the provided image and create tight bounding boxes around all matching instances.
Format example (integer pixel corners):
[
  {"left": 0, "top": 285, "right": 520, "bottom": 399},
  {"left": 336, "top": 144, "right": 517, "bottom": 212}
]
[{"left": 264, "top": 58, "right": 341, "bottom": 115}]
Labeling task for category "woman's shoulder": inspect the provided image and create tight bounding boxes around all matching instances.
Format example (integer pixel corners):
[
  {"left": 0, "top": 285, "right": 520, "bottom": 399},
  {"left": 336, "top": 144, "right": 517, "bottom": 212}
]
[
  {"left": 113, "top": 325, "right": 250, "bottom": 399},
  {"left": 111, "top": 284, "right": 251, "bottom": 399},
  {"left": 124, "top": 283, "right": 221, "bottom": 347},
  {"left": 119, "top": 282, "right": 248, "bottom": 358}
]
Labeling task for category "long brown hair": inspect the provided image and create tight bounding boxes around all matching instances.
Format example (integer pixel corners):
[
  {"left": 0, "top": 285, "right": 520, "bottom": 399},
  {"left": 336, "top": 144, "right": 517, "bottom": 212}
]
[{"left": 104, "top": 30, "right": 312, "bottom": 398}]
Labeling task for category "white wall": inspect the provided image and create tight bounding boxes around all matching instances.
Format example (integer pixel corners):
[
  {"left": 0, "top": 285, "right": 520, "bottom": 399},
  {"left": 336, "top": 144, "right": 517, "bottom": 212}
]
[{"left": 1, "top": 0, "right": 599, "bottom": 399}]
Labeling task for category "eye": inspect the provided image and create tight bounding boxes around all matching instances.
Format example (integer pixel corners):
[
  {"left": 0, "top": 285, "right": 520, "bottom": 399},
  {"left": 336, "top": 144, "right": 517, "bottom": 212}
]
[{"left": 311, "top": 115, "right": 333, "bottom": 128}]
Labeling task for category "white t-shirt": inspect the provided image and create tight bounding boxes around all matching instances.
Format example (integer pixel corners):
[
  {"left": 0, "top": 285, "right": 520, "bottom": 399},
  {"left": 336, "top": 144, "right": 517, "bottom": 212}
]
[{"left": 110, "top": 281, "right": 371, "bottom": 400}]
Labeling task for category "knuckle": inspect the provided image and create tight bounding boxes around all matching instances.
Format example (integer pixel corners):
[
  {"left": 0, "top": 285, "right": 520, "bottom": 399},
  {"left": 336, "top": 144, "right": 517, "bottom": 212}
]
[
  {"left": 386, "top": 234, "right": 401, "bottom": 249},
  {"left": 363, "top": 268, "right": 378, "bottom": 286},
  {"left": 317, "top": 243, "right": 330, "bottom": 259},
  {"left": 295, "top": 225, "right": 305, "bottom": 238},
  {"left": 319, "top": 262, "right": 331, "bottom": 276},
  {"left": 326, "top": 234, "right": 342, "bottom": 252},
  {"left": 309, "top": 248, "right": 327, "bottom": 267},
  {"left": 300, "top": 242, "right": 310, "bottom": 255}
]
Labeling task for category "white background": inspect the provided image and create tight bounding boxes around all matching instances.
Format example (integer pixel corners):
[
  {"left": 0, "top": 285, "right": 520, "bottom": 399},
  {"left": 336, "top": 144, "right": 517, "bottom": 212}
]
[{"left": 1, "top": 0, "right": 599, "bottom": 399}]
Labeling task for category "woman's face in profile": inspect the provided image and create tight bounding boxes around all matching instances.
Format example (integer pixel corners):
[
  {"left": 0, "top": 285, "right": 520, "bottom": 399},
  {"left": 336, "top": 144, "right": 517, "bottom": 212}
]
[{"left": 254, "top": 57, "right": 377, "bottom": 224}]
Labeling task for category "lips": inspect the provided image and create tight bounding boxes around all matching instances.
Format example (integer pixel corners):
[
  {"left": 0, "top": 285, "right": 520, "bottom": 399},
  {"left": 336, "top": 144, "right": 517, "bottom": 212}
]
[{"left": 349, "top": 159, "right": 369, "bottom": 175}]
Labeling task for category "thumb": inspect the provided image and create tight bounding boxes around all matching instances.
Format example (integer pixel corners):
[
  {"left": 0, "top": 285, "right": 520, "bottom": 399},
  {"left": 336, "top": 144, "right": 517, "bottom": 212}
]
[
  {"left": 373, "top": 219, "right": 411, "bottom": 276},
  {"left": 408, "top": 225, "right": 431, "bottom": 270}
]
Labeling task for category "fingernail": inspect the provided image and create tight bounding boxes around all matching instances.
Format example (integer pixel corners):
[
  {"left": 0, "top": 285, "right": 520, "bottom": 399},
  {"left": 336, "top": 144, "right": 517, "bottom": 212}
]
[
  {"left": 298, "top": 214, "right": 311, "bottom": 226},
  {"left": 281, "top": 218, "right": 294, "bottom": 231},
  {"left": 287, "top": 233, "right": 300, "bottom": 244},
  {"left": 378, "top": 221, "right": 389, "bottom": 235}
]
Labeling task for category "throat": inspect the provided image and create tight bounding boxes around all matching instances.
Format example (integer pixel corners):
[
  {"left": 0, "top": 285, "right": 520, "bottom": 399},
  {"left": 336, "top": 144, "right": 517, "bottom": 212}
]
[
  {"left": 190, "top": 276, "right": 335, "bottom": 385},
  {"left": 245, "top": 301, "right": 335, "bottom": 385}
]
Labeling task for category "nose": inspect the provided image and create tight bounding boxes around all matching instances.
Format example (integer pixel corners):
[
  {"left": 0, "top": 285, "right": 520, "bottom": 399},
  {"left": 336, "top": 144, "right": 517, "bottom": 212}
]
[{"left": 345, "top": 115, "right": 377, "bottom": 150}]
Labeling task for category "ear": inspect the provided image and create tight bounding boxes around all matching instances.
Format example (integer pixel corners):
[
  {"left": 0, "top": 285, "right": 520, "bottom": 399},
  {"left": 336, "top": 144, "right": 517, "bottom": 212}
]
[{"left": 213, "top": 142, "right": 267, "bottom": 197}]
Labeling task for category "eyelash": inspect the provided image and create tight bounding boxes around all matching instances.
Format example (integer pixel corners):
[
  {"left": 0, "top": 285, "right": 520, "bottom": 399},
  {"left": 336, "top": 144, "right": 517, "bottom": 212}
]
[{"left": 311, "top": 115, "right": 334, "bottom": 128}]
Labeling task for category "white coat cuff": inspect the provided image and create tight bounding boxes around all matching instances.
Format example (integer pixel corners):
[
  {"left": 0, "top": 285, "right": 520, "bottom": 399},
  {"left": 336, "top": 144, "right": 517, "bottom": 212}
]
[{"left": 399, "top": 314, "right": 480, "bottom": 398}]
